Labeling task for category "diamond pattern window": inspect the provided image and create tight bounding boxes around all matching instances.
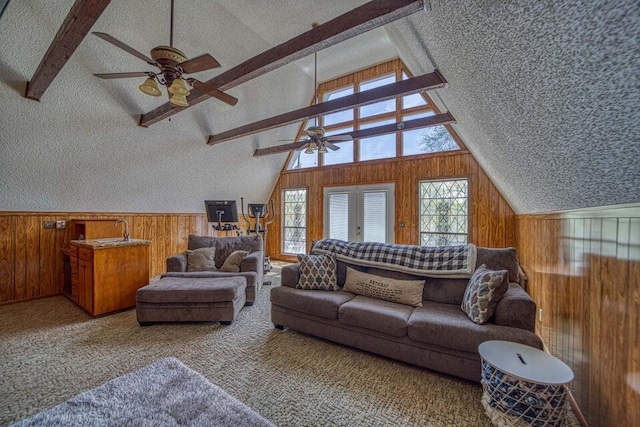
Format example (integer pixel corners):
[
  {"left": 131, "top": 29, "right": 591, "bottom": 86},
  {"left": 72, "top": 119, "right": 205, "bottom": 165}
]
[
  {"left": 419, "top": 179, "right": 468, "bottom": 247},
  {"left": 283, "top": 188, "right": 307, "bottom": 254}
]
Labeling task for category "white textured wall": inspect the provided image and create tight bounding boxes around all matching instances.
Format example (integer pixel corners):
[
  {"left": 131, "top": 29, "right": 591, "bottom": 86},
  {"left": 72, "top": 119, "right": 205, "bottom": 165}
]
[
  {"left": 387, "top": 0, "right": 640, "bottom": 213},
  {"left": 0, "top": 0, "right": 382, "bottom": 213}
]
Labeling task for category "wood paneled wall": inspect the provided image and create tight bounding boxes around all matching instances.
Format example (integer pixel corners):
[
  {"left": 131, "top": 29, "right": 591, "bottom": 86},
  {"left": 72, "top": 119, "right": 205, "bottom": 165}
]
[
  {"left": 0, "top": 212, "right": 219, "bottom": 305},
  {"left": 267, "top": 151, "right": 516, "bottom": 260},
  {"left": 516, "top": 206, "right": 639, "bottom": 427}
]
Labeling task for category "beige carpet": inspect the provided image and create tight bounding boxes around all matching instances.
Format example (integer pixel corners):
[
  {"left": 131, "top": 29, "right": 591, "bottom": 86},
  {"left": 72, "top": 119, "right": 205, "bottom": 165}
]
[{"left": 0, "top": 274, "right": 579, "bottom": 427}]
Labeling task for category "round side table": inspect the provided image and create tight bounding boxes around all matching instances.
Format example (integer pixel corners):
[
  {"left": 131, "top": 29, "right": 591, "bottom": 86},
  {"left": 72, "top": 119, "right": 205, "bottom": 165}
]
[{"left": 478, "top": 340, "right": 574, "bottom": 427}]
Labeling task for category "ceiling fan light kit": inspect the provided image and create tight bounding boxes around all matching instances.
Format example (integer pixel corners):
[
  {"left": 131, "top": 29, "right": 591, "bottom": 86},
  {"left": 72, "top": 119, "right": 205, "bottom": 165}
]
[
  {"left": 93, "top": 0, "right": 236, "bottom": 109},
  {"left": 139, "top": 78, "right": 162, "bottom": 96}
]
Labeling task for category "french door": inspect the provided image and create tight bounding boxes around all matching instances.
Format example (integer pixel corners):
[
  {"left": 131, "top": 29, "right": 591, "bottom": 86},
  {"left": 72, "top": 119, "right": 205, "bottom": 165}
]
[{"left": 323, "top": 183, "right": 395, "bottom": 243}]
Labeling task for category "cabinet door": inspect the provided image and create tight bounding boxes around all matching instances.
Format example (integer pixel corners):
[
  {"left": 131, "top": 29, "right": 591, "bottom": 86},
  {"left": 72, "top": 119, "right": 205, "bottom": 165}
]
[
  {"left": 70, "top": 256, "right": 79, "bottom": 302},
  {"left": 79, "top": 259, "right": 94, "bottom": 313}
]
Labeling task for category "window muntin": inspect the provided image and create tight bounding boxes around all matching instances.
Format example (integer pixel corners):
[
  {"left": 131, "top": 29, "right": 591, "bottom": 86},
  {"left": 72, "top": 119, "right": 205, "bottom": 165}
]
[
  {"left": 283, "top": 188, "right": 307, "bottom": 254},
  {"left": 419, "top": 179, "right": 468, "bottom": 247}
]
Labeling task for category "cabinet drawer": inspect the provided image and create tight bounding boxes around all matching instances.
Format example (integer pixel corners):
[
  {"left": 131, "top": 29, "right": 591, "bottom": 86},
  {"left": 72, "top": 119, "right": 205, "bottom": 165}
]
[
  {"left": 69, "top": 245, "right": 78, "bottom": 257},
  {"left": 78, "top": 247, "right": 93, "bottom": 261}
]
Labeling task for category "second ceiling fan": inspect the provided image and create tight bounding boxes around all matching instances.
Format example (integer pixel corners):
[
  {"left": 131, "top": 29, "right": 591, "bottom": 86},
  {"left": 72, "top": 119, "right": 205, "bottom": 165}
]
[
  {"left": 92, "top": 0, "right": 237, "bottom": 108},
  {"left": 290, "top": 27, "right": 353, "bottom": 154}
]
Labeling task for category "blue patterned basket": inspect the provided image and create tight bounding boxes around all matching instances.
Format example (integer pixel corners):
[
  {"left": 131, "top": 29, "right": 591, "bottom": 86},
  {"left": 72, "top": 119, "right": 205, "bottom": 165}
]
[{"left": 480, "top": 359, "right": 569, "bottom": 427}]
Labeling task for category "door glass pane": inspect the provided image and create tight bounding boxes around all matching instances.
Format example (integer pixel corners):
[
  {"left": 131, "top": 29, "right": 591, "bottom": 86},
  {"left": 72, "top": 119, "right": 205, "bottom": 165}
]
[
  {"left": 328, "top": 193, "right": 349, "bottom": 241},
  {"left": 363, "top": 191, "right": 387, "bottom": 243}
]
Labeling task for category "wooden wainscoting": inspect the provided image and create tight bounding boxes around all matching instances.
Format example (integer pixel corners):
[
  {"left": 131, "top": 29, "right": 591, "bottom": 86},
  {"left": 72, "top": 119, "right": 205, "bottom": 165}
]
[
  {"left": 0, "top": 212, "right": 219, "bottom": 305},
  {"left": 268, "top": 151, "right": 516, "bottom": 260},
  {"left": 516, "top": 205, "right": 639, "bottom": 427}
]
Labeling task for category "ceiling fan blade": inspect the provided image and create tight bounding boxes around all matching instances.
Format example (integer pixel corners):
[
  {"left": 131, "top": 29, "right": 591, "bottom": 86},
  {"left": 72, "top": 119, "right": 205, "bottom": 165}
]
[
  {"left": 326, "top": 134, "right": 353, "bottom": 142},
  {"left": 92, "top": 32, "right": 158, "bottom": 66},
  {"left": 325, "top": 142, "right": 341, "bottom": 151},
  {"left": 180, "top": 54, "right": 221, "bottom": 74},
  {"left": 94, "top": 72, "right": 150, "bottom": 79},
  {"left": 190, "top": 79, "right": 238, "bottom": 106}
]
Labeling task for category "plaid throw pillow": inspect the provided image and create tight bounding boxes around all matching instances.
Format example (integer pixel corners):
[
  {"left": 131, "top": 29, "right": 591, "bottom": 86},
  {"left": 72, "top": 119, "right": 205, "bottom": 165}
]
[
  {"left": 461, "top": 264, "right": 508, "bottom": 324},
  {"left": 296, "top": 253, "right": 338, "bottom": 291}
]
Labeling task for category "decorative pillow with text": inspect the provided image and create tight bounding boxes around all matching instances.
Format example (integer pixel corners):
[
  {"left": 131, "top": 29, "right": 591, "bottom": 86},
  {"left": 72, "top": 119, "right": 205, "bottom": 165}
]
[
  {"left": 343, "top": 267, "right": 424, "bottom": 307},
  {"left": 461, "top": 264, "right": 509, "bottom": 324},
  {"left": 186, "top": 247, "right": 217, "bottom": 272},
  {"left": 296, "top": 254, "right": 338, "bottom": 291}
]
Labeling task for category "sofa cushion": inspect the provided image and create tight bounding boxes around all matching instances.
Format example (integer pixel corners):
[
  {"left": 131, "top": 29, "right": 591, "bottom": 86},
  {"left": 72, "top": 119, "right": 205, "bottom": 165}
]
[
  {"left": 338, "top": 295, "right": 414, "bottom": 337},
  {"left": 344, "top": 267, "right": 424, "bottom": 307},
  {"left": 296, "top": 254, "right": 339, "bottom": 291},
  {"left": 476, "top": 247, "right": 524, "bottom": 284},
  {"left": 461, "top": 265, "right": 509, "bottom": 324},
  {"left": 408, "top": 302, "right": 543, "bottom": 353},
  {"left": 220, "top": 250, "right": 248, "bottom": 272},
  {"left": 423, "top": 277, "right": 469, "bottom": 305},
  {"left": 137, "top": 276, "right": 246, "bottom": 303},
  {"left": 270, "top": 286, "right": 355, "bottom": 319},
  {"left": 186, "top": 247, "right": 217, "bottom": 272},
  {"left": 214, "top": 235, "right": 263, "bottom": 268}
]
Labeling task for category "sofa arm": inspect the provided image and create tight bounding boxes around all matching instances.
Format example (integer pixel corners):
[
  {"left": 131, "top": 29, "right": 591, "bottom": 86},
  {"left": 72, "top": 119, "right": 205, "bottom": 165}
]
[
  {"left": 166, "top": 253, "right": 187, "bottom": 272},
  {"left": 492, "top": 283, "right": 537, "bottom": 332},
  {"left": 241, "top": 251, "right": 263, "bottom": 282},
  {"left": 281, "top": 263, "right": 301, "bottom": 288}
]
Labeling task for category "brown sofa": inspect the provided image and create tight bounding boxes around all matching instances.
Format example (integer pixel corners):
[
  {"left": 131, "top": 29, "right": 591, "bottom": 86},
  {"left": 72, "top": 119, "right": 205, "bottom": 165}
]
[
  {"left": 270, "top": 245, "right": 542, "bottom": 382},
  {"left": 166, "top": 234, "right": 264, "bottom": 304}
]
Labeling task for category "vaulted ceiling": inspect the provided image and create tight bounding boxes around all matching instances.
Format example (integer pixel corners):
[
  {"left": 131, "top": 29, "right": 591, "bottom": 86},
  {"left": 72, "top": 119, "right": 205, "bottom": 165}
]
[{"left": 0, "top": 0, "right": 638, "bottom": 214}]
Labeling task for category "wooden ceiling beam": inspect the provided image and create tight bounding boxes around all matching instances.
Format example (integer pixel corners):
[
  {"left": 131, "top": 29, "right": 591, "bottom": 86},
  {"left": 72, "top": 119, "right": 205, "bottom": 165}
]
[
  {"left": 253, "top": 112, "right": 456, "bottom": 157},
  {"left": 138, "top": 0, "right": 425, "bottom": 127},
  {"left": 25, "top": 0, "right": 111, "bottom": 101},
  {"left": 208, "top": 71, "right": 447, "bottom": 145}
]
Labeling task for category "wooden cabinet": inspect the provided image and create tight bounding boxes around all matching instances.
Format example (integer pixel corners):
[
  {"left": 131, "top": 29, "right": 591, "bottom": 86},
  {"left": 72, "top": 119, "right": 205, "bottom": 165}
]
[{"left": 66, "top": 241, "right": 150, "bottom": 316}]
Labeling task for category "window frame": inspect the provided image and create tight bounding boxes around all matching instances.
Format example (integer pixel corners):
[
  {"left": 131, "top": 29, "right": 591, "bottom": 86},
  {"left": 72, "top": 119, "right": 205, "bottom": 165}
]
[
  {"left": 285, "top": 59, "right": 465, "bottom": 171},
  {"left": 282, "top": 187, "right": 308, "bottom": 255},
  {"left": 417, "top": 177, "right": 470, "bottom": 247}
]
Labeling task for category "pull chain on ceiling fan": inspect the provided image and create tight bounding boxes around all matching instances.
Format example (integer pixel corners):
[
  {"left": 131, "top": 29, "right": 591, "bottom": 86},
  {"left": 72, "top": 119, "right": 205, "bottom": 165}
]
[{"left": 92, "top": 0, "right": 237, "bottom": 108}]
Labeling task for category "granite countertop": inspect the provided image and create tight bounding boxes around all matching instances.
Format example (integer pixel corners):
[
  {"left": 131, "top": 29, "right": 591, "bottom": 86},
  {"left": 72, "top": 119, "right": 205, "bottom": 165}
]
[{"left": 70, "top": 238, "right": 152, "bottom": 249}]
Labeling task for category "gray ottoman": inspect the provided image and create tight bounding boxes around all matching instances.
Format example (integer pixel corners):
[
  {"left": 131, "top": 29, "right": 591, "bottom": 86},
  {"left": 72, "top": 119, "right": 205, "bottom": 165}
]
[{"left": 136, "top": 276, "right": 247, "bottom": 326}]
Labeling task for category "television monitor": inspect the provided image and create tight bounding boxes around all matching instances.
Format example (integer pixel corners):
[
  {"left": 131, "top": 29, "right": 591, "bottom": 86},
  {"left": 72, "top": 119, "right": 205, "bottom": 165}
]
[{"left": 205, "top": 200, "right": 238, "bottom": 226}]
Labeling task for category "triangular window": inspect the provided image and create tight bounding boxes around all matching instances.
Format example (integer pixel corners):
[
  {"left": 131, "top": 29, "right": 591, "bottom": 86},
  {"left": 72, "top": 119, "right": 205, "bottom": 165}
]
[{"left": 286, "top": 59, "right": 462, "bottom": 170}]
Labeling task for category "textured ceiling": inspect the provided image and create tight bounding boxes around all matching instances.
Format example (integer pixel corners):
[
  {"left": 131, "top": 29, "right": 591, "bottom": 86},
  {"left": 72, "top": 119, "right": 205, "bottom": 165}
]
[
  {"left": 387, "top": 0, "right": 640, "bottom": 213},
  {"left": 0, "top": 0, "right": 638, "bottom": 215}
]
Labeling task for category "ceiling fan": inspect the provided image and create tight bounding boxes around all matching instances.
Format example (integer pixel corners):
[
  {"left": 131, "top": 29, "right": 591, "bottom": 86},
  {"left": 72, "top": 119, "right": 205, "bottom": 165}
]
[
  {"left": 92, "top": 0, "right": 237, "bottom": 108},
  {"left": 285, "top": 25, "right": 353, "bottom": 154}
]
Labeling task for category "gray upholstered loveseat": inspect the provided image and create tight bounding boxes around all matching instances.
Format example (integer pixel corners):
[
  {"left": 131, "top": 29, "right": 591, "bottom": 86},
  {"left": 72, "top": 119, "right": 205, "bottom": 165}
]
[
  {"left": 270, "top": 242, "right": 542, "bottom": 382},
  {"left": 166, "top": 234, "right": 264, "bottom": 304}
]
